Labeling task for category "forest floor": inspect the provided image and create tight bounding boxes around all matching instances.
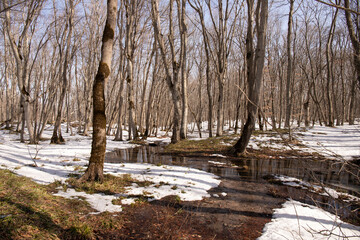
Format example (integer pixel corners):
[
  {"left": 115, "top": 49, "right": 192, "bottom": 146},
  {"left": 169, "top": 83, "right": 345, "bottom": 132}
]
[{"left": 0, "top": 124, "right": 359, "bottom": 239}]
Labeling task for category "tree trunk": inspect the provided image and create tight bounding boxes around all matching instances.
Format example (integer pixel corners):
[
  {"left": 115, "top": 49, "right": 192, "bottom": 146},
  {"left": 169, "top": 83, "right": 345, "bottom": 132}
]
[
  {"left": 144, "top": 42, "right": 158, "bottom": 139},
  {"left": 114, "top": 7, "right": 126, "bottom": 141},
  {"left": 188, "top": 2, "right": 213, "bottom": 137},
  {"left": 124, "top": 0, "right": 139, "bottom": 141},
  {"left": 80, "top": 0, "right": 117, "bottom": 182},
  {"left": 150, "top": 0, "right": 183, "bottom": 143},
  {"left": 325, "top": 6, "right": 338, "bottom": 127},
  {"left": 233, "top": 0, "right": 268, "bottom": 155},
  {"left": 3, "top": 0, "right": 43, "bottom": 144},
  {"left": 284, "top": 0, "right": 294, "bottom": 128},
  {"left": 349, "top": 76, "right": 357, "bottom": 125},
  {"left": 51, "top": 0, "right": 74, "bottom": 144},
  {"left": 179, "top": 0, "right": 188, "bottom": 140},
  {"left": 344, "top": 0, "right": 360, "bottom": 89}
]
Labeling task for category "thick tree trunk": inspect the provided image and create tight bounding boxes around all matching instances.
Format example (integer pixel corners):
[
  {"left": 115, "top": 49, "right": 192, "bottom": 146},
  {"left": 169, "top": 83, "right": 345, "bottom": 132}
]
[
  {"left": 80, "top": 0, "right": 117, "bottom": 182},
  {"left": 344, "top": 0, "right": 360, "bottom": 89},
  {"left": 304, "top": 100, "right": 310, "bottom": 127},
  {"left": 349, "top": 76, "right": 357, "bottom": 125},
  {"left": 179, "top": 0, "right": 188, "bottom": 140},
  {"left": 217, "top": 79, "right": 225, "bottom": 136},
  {"left": 233, "top": 0, "right": 268, "bottom": 155}
]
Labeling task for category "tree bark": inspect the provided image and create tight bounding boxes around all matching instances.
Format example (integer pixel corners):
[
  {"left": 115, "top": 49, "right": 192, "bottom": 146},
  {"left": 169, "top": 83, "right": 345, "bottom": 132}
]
[
  {"left": 344, "top": 0, "right": 360, "bottom": 89},
  {"left": 189, "top": 1, "right": 213, "bottom": 137},
  {"left": 284, "top": 0, "right": 294, "bottom": 128},
  {"left": 3, "top": 0, "right": 44, "bottom": 144},
  {"left": 325, "top": 5, "right": 338, "bottom": 127},
  {"left": 51, "top": 0, "right": 74, "bottom": 144},
  {"left": 150, "top": 0, "right": 183, "bottom": 143},
  {"left": 80, "top": 0, "right": 117, "bottom": 182},
  {"left": 179, "top": 0, "right": 188, "bottom": 140},
  {"left": 144, "top": 41, "right": 158, "bottom": 139},
  {"left": 233, "top": 0, "right": 268, "bottom": 155}
]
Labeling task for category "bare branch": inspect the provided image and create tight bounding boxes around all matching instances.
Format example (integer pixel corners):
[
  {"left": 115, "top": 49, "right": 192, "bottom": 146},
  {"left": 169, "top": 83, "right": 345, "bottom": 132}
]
[{"left": 315, "top": 0, "right": 360, "bottom": 15}]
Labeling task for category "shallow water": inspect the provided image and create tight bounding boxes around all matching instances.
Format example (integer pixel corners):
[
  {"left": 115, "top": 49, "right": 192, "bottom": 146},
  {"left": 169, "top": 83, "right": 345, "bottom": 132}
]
[
  {"left": 105, "top": 145, "right": 360, "bottom": 222},
  {"left": 106, "top": 145, "right": 359, "bottom": 196}
]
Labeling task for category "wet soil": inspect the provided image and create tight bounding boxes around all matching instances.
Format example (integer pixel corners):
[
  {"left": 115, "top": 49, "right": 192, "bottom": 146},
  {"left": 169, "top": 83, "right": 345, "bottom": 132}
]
[{"left": 104, "top": 145, "right": 360, "bottom": 239}]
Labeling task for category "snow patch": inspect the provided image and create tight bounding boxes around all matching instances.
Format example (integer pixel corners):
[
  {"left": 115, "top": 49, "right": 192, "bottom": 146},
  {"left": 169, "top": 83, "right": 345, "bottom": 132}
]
[{"left": 259, "top": 200, "right": 360, "bottom": 240}]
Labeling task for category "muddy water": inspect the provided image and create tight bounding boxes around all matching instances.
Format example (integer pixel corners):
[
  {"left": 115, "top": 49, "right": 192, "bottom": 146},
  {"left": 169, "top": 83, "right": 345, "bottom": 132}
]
[{"left": 106, "top": 145, "right": 360, "bottom": 227}]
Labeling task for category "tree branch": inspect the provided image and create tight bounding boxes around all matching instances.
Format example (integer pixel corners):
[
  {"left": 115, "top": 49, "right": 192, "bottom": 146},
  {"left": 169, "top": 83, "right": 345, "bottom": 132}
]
[{"left": 315, "top": 0, "right": 360, "bottom": 15}]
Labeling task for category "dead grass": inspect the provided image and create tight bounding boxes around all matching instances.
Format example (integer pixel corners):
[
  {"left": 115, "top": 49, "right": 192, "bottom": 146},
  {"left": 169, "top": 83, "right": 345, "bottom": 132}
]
[
  {"left": 0, "top": 169, "right": 221, "bottom": 239},
  {"left": 66, "top": 173, "right": 135, "bottom": 195},
  {"left": 0, "top": 169, "right": 96, "bottom": 239},
  {"left": 164, "top": 135, "right": 236, "bottom": 154}
]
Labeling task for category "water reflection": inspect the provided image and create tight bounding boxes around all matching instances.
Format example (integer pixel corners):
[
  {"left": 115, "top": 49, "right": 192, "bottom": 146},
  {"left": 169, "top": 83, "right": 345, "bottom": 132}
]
[
  {"left": 106, "top": 146, "right": 359, "bottom": 195},
  {"left": 106, "top": 145, "right": 360, "bottom": 222}
]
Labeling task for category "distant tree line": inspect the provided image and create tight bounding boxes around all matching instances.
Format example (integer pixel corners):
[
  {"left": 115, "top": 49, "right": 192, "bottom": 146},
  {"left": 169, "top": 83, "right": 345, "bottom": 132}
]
[{"left": 0, "top": 0, "right": 359, "bottom": 153}]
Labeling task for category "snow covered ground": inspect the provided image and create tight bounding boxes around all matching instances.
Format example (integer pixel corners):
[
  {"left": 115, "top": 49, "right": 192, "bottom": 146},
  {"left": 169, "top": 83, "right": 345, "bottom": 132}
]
[
  {"left": 259, "top": 199, "right": 360, "bottom": 240},
  {"left": 0, "top": 123, "right": 359, "bottom": 239},
  {"left": 259, "top": 124, "right": 360, "bottom": 239},
  {"left": 0, "top": 126, "right": 220, "bottom": 213},
  {"left": 297, "top": 125, "right": 360, "bottom": 160}
]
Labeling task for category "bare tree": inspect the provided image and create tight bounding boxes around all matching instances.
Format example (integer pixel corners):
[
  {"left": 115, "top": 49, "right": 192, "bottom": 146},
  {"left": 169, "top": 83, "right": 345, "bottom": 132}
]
[
  {"left": 3, "top": 0, "right": 44, "bottom": 143},
  {"left": 344, "top": 0, "right": 360, "bottom": 88},
  {"left": 150, "top": 0, "right": 185, "bottom": 143},
  {"left": 325, "top": 3, "right": 339, "bottom": 127},
  {"left": 189, "top": 1, "right": 215, "bottom": 137},
  {"left": 285, "top": 0, "right": 295, "bottom": 128},
  {"left": 233, "top": 0, "right": 269, "bottom": 155},
  {"left": 179, "top": 0, "right": 188, "bottom": 139},
  {"left": 51, "top": 0, "right": 76, "bottom": 144},
  {"left": 124, "top": 0, "right": 145, "bottom": 140},
  {"left": 80, "top": 0, "right": 117, "bottom": 182}
]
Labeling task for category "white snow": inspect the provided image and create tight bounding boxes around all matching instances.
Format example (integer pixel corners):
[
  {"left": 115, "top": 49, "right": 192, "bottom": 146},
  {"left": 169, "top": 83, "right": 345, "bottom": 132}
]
[
  {"left": 0, "top": 126, "right": 220, "bottom": 213},
  {"left": 258, "top": 200, "right": 360, "bottom": 240},
  {"left": 297, "top": 125, "right": 360, "bottom": 160},
  {"left": 259, "top": 124, "right": 360, "bottom": 239},
  {"left": 209, "top": 160, "right": 226, "bottom": 165},
  {"left": 107, "top": 163, "right": 220, "bottom": 202},
  {"left": 53, "top": 188, "right": 123, "bottom": 213},
  {"left": 1, "top": 123, "right": 359, "bottom": 239},
  {"left": 210, "top": 154, "right": 227, "bottom": 158}
]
